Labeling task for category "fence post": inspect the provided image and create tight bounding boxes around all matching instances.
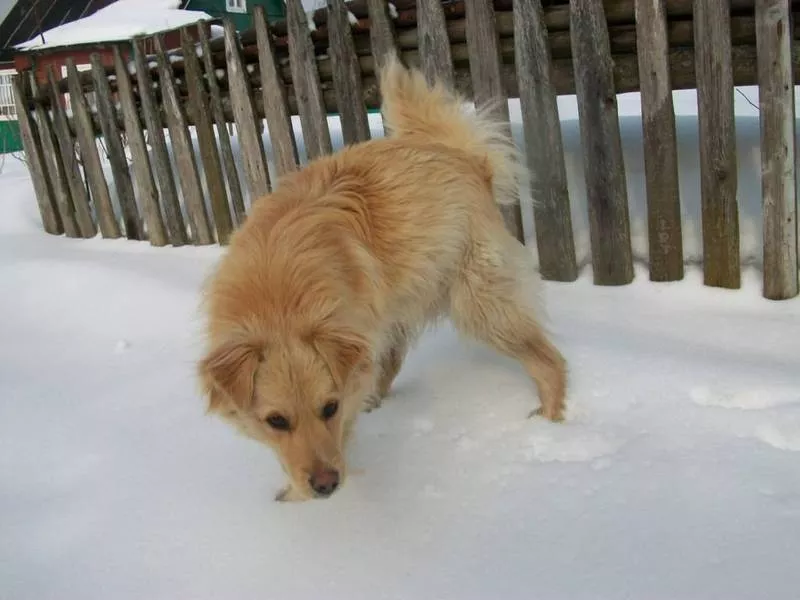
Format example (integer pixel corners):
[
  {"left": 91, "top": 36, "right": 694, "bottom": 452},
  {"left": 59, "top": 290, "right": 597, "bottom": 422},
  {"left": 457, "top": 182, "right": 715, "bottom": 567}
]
[
  {"left": 153, "top": 34, "right": 213, "bottom": 245},
  {"left": 90, "top": 52, "right": 143, "bottom": 241},
  {"left": 45, "top": 67, "right": 97, "bottom": 238},
  {"left": 29, "top": 73, "right": 79, "bottom": 238},
  {"left": 11, "top": 75, "right": 62, "bottom": 235},
  {"left": 254, "top": 5, "right": 299, "bottom": 177},
  {"left": 197, "top": 26, "right": 247, "bottom": 226},
  {"left": 181, "top": 27, "right": 234, "bottom": 245},
  {"left": 635, "top": 0, "right": 684, "bottom": 282},
  {"left": 755, "top": 0, "right": 798, "bottom": 300},
  {"left": 327, "top": 0, "right": 371, "bottom": 145},
  {"left": 112, "top": 46, "right": 167, "bottom": 247},
  {"left": 132, "top": 37, "right": 187, "bottom": 246},
  {"left": 694, "top": 0, "right": 740, "bottom": 289},
  {"left": 286, "top": 0, "right": 332, "bottom": 160},
  {"left": 223, "top": 19, "right": 272, "bottom": 200},
  {"left": 464, "top": 0, "right": 524, "bottom": 243},
  {"left": 65, "top": 58, "right": 120, "bottom": 239},
  {"left": 514, "top": 0, "right": 577, "bottom": 281},
  {"left": 570, "top": 0, "right": 633, "bottom": 285},
  {"left": 366, "top": 0, "right": 398, "bottom": 71},
  {"left": 416, "top": 0, "right": 454, "bottom": 87}
]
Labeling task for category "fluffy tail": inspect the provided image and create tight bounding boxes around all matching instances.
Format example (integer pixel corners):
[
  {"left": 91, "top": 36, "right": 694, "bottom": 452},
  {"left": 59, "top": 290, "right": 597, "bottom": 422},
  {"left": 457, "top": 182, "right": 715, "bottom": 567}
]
[{"left": 378, "top": 52, "right": 526, "bottom": 206}]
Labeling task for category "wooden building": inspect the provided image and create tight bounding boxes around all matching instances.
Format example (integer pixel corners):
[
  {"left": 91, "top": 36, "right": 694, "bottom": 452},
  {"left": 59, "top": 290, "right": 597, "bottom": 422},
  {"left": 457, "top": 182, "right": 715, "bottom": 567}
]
[{"left": 12, "top": 0, "right": 214, "bottom": 86}]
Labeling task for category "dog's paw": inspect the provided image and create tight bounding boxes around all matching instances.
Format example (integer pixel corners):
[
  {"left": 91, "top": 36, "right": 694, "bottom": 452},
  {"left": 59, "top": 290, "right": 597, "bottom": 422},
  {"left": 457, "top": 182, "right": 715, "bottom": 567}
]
[
  {"left": 361, "top": 393, "right": 383, "bottom": 413},
  {"left": 529, "top": 405, "right": 565, "bottom": 423},
  {"left": 274, "top": 484, "right": 307, "bottom": 503}
]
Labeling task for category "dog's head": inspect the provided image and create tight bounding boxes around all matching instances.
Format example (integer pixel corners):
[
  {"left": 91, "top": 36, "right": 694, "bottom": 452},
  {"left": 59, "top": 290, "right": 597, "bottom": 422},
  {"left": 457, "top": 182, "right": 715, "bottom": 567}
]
[{"left": 198, "top": 325, "right": 373, "bottom": 500}]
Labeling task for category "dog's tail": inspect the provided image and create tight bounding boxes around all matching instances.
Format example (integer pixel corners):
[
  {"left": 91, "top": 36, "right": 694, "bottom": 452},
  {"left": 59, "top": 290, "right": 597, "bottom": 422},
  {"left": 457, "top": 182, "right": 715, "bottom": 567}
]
[{"left": 378, "top": 52, "right": 526, "bottom": 205}]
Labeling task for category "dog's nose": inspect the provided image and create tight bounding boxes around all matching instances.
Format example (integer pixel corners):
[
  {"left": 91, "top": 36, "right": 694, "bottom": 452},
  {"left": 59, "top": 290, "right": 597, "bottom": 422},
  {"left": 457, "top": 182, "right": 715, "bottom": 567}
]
[{"left": 309, "top": 469, "right": 340, "bottom": 497}]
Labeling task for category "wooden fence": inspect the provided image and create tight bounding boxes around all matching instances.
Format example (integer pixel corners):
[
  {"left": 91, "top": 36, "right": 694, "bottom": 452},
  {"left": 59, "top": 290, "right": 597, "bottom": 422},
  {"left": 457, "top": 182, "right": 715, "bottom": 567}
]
[{"left": 11, "top": 0, "right": 800, "bottom": 300}]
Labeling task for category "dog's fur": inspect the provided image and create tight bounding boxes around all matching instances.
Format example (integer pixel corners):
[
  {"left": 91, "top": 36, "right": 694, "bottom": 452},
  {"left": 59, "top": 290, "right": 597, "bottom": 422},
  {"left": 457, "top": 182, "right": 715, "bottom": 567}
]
[{"left": 197, "top": 54, "right": 567, "bottom": 502}]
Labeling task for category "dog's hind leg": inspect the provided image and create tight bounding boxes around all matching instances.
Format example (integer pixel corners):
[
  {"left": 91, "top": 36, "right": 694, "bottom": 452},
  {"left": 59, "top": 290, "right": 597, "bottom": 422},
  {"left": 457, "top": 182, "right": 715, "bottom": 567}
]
[{"left": 449, "top": 226, "right": 567, "bottom": 422}]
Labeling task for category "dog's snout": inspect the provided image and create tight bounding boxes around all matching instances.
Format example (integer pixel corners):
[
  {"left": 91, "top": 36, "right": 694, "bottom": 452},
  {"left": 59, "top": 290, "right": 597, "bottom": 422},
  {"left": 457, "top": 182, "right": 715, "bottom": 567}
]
[{"left": 309, "top": 469, "right": 340, "bottom": 497}]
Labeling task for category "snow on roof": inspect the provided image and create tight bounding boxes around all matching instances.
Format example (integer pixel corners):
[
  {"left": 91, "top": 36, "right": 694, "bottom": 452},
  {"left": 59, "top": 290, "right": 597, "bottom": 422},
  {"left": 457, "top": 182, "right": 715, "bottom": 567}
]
[{"left": 14, "top": 0, "right": 212, "bottom": 52}]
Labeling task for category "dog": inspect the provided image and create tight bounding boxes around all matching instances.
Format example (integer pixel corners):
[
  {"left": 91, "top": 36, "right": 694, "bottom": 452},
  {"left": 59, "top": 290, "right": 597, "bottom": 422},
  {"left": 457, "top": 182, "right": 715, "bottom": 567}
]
[{"left": 197, "top": 53, "right": 568, "bottom": 502}]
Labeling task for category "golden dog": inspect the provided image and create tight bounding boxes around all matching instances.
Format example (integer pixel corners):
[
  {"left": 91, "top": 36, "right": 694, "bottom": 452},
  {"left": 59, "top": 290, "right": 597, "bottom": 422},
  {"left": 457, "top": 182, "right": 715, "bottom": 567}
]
[{"left": 197, "top": 53, "right": 567, "bottom": 502}]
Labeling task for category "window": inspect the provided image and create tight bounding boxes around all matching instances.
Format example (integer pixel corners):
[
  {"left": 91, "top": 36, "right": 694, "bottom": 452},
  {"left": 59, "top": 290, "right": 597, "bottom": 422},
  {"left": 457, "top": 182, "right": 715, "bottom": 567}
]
[
  {"left": 226, "top": 0, "right": 246, "bottom": 13},
  {"left": 0, "top": 70, "right": 17, "bottom": 120}
]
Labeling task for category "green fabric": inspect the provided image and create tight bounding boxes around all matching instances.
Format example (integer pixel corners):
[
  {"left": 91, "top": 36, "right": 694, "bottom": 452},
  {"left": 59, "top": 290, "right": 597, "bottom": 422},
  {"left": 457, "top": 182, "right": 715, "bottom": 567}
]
[{"left": 0, "top": 120, "right": 22, "bottom": 154}]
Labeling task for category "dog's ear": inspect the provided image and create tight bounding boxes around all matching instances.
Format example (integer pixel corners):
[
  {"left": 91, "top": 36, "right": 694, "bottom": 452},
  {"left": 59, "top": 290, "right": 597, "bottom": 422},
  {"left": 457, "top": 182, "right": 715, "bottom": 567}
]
[
  {"left": 311, "top": 327, "right": 372, "bottom": 390},
  {"left": 198, "top": 336, "right": 264, "bottom": 413}
]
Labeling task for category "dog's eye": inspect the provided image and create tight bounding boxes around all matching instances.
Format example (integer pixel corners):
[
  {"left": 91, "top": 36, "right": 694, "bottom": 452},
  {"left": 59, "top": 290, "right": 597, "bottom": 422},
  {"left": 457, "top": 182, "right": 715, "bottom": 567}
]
[
  {"left": 265, "top": 413, "right": 291, "bottom": 431},
  {"left": 321, "top": 400, "right": 339, "bottom": 420}
]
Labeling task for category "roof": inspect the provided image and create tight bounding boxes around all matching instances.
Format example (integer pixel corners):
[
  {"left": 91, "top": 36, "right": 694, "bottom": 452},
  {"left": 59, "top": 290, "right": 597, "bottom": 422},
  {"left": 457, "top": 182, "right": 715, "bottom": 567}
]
[
  {"left": 0, "top": 0, "right": 118, "bottom": 62},
  {"left": 13, "top": 0, "right": 209, "bottom": 52}
]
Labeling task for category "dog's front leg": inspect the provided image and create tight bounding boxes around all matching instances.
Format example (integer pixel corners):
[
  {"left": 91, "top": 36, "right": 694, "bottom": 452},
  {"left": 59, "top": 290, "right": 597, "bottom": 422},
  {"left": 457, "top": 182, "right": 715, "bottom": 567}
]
[{"left": 274, "top": 483, "right": 309, "bottom": 503}]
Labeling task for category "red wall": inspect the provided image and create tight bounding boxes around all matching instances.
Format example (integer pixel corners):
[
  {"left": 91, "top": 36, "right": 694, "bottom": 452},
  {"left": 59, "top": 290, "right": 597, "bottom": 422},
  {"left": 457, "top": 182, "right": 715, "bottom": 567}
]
[{"left": 14, "top": 46, "right": 127, "bottom": 84}]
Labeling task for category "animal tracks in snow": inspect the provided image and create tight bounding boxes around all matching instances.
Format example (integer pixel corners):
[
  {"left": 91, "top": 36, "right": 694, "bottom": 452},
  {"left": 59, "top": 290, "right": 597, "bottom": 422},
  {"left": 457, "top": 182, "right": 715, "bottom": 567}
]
[
  {"left": 689, "top": 386, "right": 799, "bottom": 411},
  {"left": 689, "top": 385, "right": 800, "bottom": 453},
  {"left": 754, "top": 420, "right": 800, "bottom": 452},
  {"left": 519, "top": 426, "right": 626, "bottom": 464}
]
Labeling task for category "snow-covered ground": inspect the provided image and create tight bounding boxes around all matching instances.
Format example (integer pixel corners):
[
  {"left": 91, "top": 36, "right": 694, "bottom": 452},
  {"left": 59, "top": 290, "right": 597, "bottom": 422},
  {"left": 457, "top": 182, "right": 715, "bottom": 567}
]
[{"left": 1, "top": 88, "right": 799, "bottom": 599}]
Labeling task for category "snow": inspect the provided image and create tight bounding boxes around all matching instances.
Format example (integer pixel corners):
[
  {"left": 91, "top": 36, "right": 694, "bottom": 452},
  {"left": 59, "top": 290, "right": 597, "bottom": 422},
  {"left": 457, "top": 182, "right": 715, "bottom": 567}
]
[
  {"left": 1, "top": 88, "right": 800, "bottom": 599},
  {"left": 14, "top": 0, "right": 212, "bottom": 51}
]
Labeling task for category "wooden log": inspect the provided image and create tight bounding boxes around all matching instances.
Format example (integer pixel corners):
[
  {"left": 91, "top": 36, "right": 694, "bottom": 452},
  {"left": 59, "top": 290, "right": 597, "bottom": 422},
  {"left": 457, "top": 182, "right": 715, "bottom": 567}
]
[
  {"left": 66, "top": 58, "right": 120, "bottom": 239},
  {"left": 30, "top": 12, "right": 800, "bottom": 114},
  {"left": 254, "top": 5, "right": 299, "bottom": 177},
  {"left": 45, "top": 67, "right": 96, "bottom": 238},
  {"left": 570, "top": 0, "right": 633, "bottom": 285},
  {"left": 328, "top": 0, "right": 371, "bottom": 145},
  {"left": 198, "top": 26, "right": 247, "bottom": 226},
  {"left": 514, "top": 0, "right": 577, "bottom": 281},
  {"left": 112, "top": 46, "right": 166, "bottom": 246},
  {"left": 32, "top": 7, "right": 800, "bottom": 104},
  {"left": 70, "top": 42, "right": 800, "bottom": 127},
  {"left": 635, "top": 0, "right": 684, "bottom": 281},
  {"left": 465, "top": 0, "right": 523, "bottom": 242},
  {"left": 756, "top": 0, "right": 798, "bottom": 300},
  {"left": 366, "top": 0, "right": 398, "bottom": 70},
  {"left": 694, "top": 0, "right": 740, "bottom": 289},
  {"left": 286, "top": 0, "right": 332, "bottom": 159},
  {"left": 265, "top": 0, "right": 764, "bottom": 38},
  {"left": 90, "top": 53, "right": 142, "bottom": 241},
  {"left": 29, "top": 73, "right": 78, "bottom": 237},
  {"left": 416, "top": 0, "right": 454, "bottom": 86},
  {"left": 133, "top": 37, "right": 187, "bottom": 246},
  {"left": 271, "top": 14, "right": 796, "bottom": 86},
  {"left": 223, "top": 19, "right": 272, "bottom": 200},
  {"left": 154, "top": 34, "right": 213, "bottom": 245},
  {"left": 12, "top": 76, "right": 62, "bottom": 235},
  {"left": 38, "top": 39, "right": 800, "bottom": 137},
  {"left": 181, "top": 28, "right": 234, "bottom": 245}
]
